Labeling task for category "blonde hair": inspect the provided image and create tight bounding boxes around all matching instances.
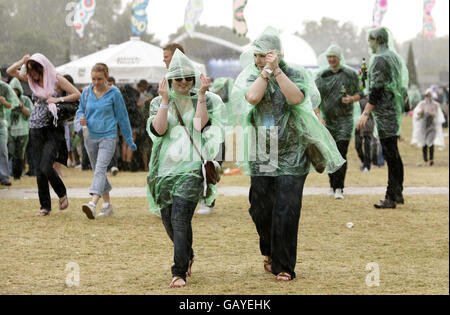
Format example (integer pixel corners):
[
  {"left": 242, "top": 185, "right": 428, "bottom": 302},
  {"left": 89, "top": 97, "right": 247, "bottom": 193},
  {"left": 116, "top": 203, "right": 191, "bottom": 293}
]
[{"left": 91, "top": 63, "right": 109, "bottom": 78}]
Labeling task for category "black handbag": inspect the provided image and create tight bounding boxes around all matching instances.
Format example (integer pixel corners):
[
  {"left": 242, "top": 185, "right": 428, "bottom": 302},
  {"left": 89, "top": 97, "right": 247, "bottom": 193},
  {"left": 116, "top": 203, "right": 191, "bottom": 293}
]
[{"left": 47, "top": 101, "right": 79, "bottom": 126}]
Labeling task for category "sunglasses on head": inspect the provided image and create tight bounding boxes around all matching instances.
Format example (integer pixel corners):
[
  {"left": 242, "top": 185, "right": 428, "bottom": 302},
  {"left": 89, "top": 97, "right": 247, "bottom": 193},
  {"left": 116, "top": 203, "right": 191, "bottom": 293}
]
[{"left": 174, "top": 77, "right": 195, "bottom": 82}]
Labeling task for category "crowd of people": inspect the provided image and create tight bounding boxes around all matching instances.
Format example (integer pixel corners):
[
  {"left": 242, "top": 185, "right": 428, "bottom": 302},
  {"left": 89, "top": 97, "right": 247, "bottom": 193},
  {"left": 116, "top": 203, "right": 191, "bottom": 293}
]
[{"left": 0, "top": 25, "right": 449, "bottom": 287}]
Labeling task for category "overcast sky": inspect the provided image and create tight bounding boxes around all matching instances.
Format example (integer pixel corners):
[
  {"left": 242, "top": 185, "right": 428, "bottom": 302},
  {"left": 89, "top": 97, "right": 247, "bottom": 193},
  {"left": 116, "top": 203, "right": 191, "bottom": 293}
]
[{"left": 138, "top": 0, "right": 449, "bottom": 44}]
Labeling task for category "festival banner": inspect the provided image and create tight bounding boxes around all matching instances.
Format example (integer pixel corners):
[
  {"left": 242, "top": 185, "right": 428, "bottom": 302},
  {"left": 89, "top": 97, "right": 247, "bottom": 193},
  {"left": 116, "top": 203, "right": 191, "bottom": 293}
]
[
  {"left": 423, "top": 0, "right": 436, "bottom": 38},
  {"left": 184, "top": 0, "right": 204, "bottom": 36},
  {"left": 232, "top": 0, "right": 248, "bottom": 37},
  {"left": 131, "top": 0, "right": 150, "bottom": 36},
  {"left": 372, "top": 0, "right": 388, "bottom": 27},
  {"left": 73, "top": 0, "right": 96, "bottom": 38}
]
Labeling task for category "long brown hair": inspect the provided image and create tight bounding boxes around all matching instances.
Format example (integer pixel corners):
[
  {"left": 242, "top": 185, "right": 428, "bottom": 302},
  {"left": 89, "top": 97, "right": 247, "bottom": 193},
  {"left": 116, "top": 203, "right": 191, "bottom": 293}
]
[{"left": 26, "top": 60, "right": 44, "bottom": 80}]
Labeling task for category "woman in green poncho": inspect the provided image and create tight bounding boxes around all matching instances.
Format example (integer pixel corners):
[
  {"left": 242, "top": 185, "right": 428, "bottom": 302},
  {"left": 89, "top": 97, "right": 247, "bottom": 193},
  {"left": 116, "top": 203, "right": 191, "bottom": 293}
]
[
  {"left": 357, "top": 26, "right": 409, "bottom": 209},
  {"left": 315, "top": 45, "right": 363, "bottom": 200},
  {"left": 147, "top": 49, "right": 225, "bottom": 288},
  {"left": 231, "top": 27, "right": 345, "bottom": 282}
]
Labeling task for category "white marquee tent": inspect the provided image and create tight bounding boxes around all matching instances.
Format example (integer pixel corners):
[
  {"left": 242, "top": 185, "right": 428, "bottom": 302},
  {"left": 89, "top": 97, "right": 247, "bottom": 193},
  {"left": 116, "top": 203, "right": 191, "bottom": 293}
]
[
  {"left": 280, "top": 33, "right": 318, "bottom": 68},
  {"left": 56, "top": 37, "right": 207, "bottom": 85}
]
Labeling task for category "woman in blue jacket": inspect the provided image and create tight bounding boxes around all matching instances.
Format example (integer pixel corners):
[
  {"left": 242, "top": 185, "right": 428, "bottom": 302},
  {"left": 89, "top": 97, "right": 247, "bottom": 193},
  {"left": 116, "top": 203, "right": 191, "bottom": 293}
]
[{"left": 75, "top": 63, "right": 136, "bottom": 219}]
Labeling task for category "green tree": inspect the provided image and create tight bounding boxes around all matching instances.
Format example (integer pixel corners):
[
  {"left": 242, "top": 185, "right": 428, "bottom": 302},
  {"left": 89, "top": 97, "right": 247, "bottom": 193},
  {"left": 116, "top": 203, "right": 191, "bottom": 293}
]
[
  {"left": 406, "top": 42, "right": 419, "bottom": 87},
  {"left": 298, "top": 18, "right": 372, "bottom": 65},
  {"left": 0, "top": 0, "right": 160, "bottom": 67},
  {"left": 167, "top": 24, "right": 250, "bottom": 63},
  {"left": 400, "top": 34, "right": 449, "bottom": 89}
]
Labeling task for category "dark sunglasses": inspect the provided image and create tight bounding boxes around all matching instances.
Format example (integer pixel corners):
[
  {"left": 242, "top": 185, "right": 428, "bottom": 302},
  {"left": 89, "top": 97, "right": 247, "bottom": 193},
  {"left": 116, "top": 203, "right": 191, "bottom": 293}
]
[{"left": 174, "top": 77, "right": 195, "bottom": 82}]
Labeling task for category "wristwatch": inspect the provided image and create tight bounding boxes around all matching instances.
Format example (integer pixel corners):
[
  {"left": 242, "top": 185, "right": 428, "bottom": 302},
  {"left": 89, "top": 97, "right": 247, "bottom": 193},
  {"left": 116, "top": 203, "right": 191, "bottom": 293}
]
[
  {"left": 60, "top": 98, "right": 65, "bottom": 103},
  {"left": 363, "top": 112, "right": 369, "bottom": 117},
  {"left": 263, "top": 68, "right": 273, "bottom": 76}
]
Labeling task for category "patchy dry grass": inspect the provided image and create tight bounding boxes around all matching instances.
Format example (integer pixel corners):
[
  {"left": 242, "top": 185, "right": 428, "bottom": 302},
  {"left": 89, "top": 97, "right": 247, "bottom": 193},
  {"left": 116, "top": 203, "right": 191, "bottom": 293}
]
[
  {"left": 0, "top": 194, "right": 448, "bottom": 295},
  {"left": 0, "top": 115, "right": 448, "bottom": 295}
]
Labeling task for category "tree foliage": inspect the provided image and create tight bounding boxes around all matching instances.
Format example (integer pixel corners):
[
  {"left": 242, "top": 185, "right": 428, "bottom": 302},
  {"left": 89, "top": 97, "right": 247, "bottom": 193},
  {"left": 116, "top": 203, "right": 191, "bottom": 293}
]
[
  {"left": 0, "top": 0, "right": 160, "bottom": 67},
  {"left": 297, "top": 17, "right": 370, "bottom": 65},
  {"left": 406, "top": 42, "right": 419, "bottom": 87},
  {"left": 167, "top": 24, "right": 250, "bottom": 63},
  {"left": 297, "top": 17, "right": 448, "bottom": 87}
]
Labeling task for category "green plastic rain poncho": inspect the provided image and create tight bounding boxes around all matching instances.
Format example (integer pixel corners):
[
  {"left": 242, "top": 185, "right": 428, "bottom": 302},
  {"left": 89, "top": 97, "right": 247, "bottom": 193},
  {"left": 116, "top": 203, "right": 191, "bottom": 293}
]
[
  {"left": 210, "top": 77, "right": 234, "bottom": 106},
  {"left": 146, "top": 50, "right": 226, "bottom": 215},
  {"left": 315, "top": 45, "right": 362, "bottom": 142},
  {"left": 230, "top": 27, "right": 345, "bottom": 177},
  {"left": 367, "top": 27, "right": 409, "bottom": 139},
  {"left": 9, "top": 78, "right": 33, "bottom": 137},
  {"left": 0, "top": 81, "right": 20, "bottom": 143},
  {"left": 407, "top": 85, "right": 422, "bottom": 111}
]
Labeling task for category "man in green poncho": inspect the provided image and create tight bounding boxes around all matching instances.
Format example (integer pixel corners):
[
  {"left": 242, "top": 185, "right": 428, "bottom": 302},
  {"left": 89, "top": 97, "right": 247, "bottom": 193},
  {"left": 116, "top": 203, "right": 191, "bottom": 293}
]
[
  {"left": 231, "top": 27, "right": 345, "bottom": 282},
  {"left": 9, "top": 78, "right": 33, "bottom": 180},
  {"left": 357, "top": 27, "right": 409, "bottom": 209},
  {"left": 315, "top": 45, "right": 363, "bottom": 200},
  {"left": 0, "top": 81, "right": 20, "bottom": 186}
]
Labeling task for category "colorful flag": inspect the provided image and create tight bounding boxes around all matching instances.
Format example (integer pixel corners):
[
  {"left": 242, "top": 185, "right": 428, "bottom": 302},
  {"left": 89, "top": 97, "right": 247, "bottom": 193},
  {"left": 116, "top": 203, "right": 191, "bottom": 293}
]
[
  {"left": 73, "top": 0, "right": 96, "bottom": 38},
  {"left": 131, "top": 0, "right": 150, "bottom": 36},
  {"left": 184, "top": 0, "right": 204, "bottom": 36},
  {"left": 423, "top": 0, "right": 436, "bottom": 38},
  {"left": 372, "top": 0, "right": 388, "bottom": 28},
  {"left": 232, "top": 0, "right": 248, "bottom": 37}
]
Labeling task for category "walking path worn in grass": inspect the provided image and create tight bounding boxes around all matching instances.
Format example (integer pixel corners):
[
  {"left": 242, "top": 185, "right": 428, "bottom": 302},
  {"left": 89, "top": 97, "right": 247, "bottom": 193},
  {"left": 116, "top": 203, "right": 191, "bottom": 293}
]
[{"left": 0, "top": 186, "right": 448, "bottom": 199}]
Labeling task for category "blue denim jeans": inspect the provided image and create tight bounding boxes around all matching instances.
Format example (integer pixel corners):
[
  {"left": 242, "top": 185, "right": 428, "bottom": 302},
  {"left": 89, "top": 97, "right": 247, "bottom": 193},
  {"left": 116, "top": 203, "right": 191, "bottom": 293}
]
[
  {"left": 0, "top": 125, "right": 9, "bottom": 182},
  {"left": 161, "top": 197, "right": 198, "bottom": 281},
  {"left": 84, "top": 137, "right": 116, "bottom": 196}
]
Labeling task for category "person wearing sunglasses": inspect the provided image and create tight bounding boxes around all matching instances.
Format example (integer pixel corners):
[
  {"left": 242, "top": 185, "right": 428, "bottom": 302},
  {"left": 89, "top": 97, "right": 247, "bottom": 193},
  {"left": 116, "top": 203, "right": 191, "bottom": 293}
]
[{"left": 146, "top": 49, "right": 226, "bottom": 288}]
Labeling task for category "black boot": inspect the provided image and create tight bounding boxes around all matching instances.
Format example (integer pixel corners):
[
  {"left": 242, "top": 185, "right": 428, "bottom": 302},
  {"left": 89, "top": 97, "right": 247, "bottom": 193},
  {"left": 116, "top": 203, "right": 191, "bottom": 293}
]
[
  {"left": 13, "top": 158, "right": 23, "bottom": 180},
  {"left": 374, "top": 199, "right": 396, "bottom": 209},
  {"left": 395, "top": 195, "right": 404, "bottom": 205}
]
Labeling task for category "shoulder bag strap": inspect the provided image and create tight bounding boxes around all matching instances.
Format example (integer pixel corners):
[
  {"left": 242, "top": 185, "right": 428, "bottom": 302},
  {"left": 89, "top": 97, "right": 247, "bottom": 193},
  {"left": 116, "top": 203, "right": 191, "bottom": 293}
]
[{"left": 173, "top": 102, "right": 205, "bottom": 162}]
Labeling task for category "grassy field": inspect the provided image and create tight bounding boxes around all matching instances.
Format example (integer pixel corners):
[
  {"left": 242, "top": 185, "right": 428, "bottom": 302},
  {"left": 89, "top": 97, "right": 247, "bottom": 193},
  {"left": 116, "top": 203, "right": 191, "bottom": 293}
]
[
  {"left": 0, "top": 195, "right": 448, "bottom": 295},
  {"left": 0, "top": 115, "right": 448, "bottom": 295}
]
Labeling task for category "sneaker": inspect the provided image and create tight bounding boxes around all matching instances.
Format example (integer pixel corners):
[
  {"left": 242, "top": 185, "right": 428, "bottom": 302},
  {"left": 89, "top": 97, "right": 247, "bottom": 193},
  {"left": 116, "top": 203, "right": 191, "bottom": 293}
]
[
  {"left": 111, "top": 167, "right": 119, "bottom": 176},
  {"left": 334, "top": 188, "right": 344, "bottom": 200},
  {"left": 82, "top": 202, "right": 96, "bottom": 220},
  {"left": 363, "top": 168, "right": 370, "bottom": 174},
  {"left": 197, "top": 204, "right": 214, "bottom": 215},
  {"left": 97, "top": 203, "right": 114, "bottom": 218},
  {"left": 0, "top": 180, "right": 11, "bottom": 186}
]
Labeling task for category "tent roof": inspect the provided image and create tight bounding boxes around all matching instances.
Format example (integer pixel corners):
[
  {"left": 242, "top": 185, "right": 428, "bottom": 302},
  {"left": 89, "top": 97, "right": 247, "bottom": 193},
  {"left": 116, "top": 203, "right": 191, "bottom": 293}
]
[
  {"left": 56, "top": 37, "right": 206, "bottom": 85},
  {"left": 280, "top": 33, "right": 318, "bottom": 68}
]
